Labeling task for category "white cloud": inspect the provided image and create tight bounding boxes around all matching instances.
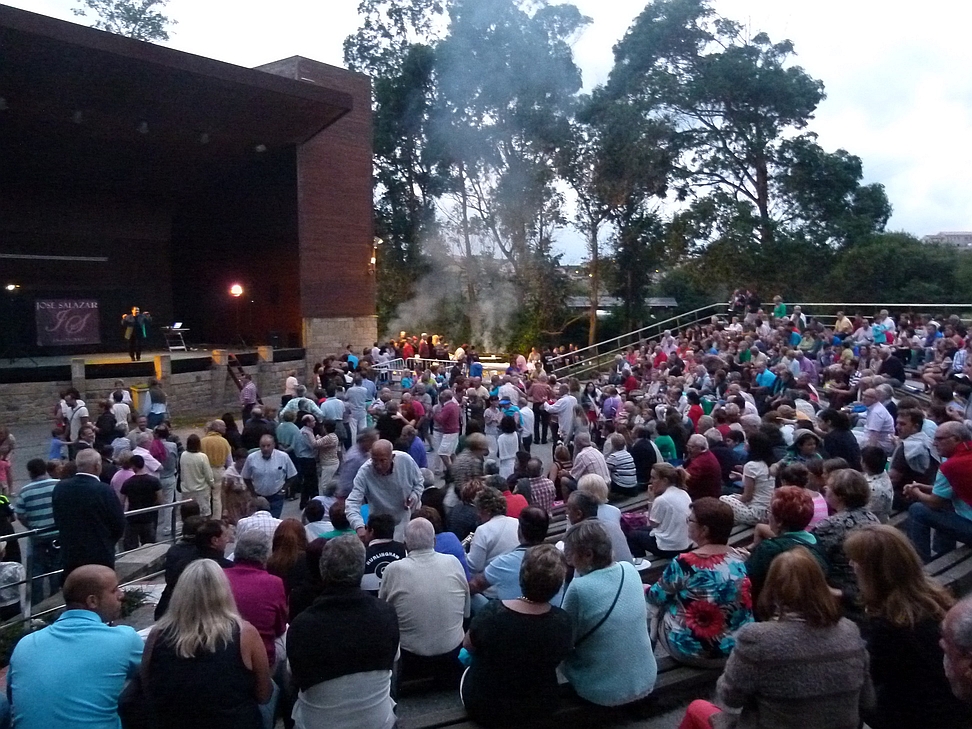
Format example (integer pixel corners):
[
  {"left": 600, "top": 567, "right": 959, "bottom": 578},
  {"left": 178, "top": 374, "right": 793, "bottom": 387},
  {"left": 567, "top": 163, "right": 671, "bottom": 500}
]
[{"left": 7, "top": 0, "right": 972, "bottom": 261}]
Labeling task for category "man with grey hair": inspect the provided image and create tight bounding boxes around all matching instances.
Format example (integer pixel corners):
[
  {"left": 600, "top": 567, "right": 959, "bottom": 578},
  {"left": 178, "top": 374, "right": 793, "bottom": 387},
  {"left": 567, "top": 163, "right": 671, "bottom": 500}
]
[
  {"left": 905, "top": 421, "right": 972, "bottom": 562},
  {"left": 943, "top": 596, "right": 972, "bottom": 704},
  {"left": 130, "top": 430, "right": 162, "bottom": 476},
  {"left": 570, "top": 432, "right": 610, "bottom": 483},
  {"left": 235, "top": 496, "right": 282, "bottom": 542},
  {"left": 347, "top": 440, "right": 424, "bottom": 541},
  {"left": 379, "top": 518, "right": 469, "bottom": 686},
  {"left": 544, "top": 384, "right": 578, "bottom": 457},
  {"left": 288, "top": 535, "right": 399, "bottom": 728},
  {"left": 224, "top": 530, "right": 288, "bottom": 667},
  {"left": 681, "top": 432, "right": 723, "bottom": 500},
  {"left": 279, "top": 385, "right": 325, "bottom": 422},
  {"left": 53, "top": 448, "right": 126, "bottom": 576}
]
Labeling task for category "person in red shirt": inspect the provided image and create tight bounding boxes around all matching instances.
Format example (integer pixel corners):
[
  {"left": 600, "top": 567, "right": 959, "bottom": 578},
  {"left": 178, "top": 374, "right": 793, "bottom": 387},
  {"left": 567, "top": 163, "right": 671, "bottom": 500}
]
[
  {"left": 623, "top": 371, "right": 640, "bottom": 394},
  {"left": 433, "top": 390, "right": 462, "bottom": 471},
  {"left": 680, "top": 434, "right": 723, "bottom": 501},
  {"left": 652, "top": 347, "right": 668, "bottom": 370},
  {"left": 686, "top": 391, "right": 705, "bottom": 432},
  {"left": 402, "top": 340, "right": 415, "bottom": 360}
]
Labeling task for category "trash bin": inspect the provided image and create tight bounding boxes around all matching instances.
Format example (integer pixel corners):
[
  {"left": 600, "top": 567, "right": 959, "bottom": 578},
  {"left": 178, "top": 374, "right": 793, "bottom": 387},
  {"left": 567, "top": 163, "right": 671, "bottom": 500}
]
[{"left": 130, "top": 384, "right": 151, "bottom": 416}]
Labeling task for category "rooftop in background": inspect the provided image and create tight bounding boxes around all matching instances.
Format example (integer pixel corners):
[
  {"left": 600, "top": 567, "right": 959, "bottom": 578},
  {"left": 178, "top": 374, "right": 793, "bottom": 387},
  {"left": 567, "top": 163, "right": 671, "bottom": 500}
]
[{"left": 923, "top": 232, "right": 972, "bottom": 248}]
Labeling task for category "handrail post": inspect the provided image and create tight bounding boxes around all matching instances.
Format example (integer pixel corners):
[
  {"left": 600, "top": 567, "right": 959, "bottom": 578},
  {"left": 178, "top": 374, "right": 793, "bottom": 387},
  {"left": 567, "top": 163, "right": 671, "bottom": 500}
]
[
  {"left": 171, "top": 500, "right": 178, "bottom": 543},
  {"left": 24, "top": 532, "right": 33, "bottom": 622}
]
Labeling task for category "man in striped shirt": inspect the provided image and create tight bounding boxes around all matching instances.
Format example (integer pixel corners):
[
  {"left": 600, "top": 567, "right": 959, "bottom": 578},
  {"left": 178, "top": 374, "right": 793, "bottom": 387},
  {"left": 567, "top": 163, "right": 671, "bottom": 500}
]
[{"left": 13, "top": 459, "right": 60, "bottom": 604}]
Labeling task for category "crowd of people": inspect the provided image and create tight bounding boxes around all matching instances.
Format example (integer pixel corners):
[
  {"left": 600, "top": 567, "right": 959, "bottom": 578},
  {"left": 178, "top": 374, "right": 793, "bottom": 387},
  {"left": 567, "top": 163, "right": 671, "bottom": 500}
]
[{"left": 3, "top": 298, "right": 972, "bottom": 728}]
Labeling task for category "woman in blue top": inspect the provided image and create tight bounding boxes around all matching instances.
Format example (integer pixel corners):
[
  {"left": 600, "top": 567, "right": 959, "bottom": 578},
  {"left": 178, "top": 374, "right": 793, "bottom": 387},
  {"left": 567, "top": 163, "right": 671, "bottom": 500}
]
[{"left": 560, "top": 520, "right": 656, "bottom": 706}]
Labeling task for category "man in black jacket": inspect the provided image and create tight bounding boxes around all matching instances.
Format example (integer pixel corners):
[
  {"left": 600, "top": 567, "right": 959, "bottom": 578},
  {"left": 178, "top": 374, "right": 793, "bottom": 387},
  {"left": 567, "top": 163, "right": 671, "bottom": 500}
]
[
  {"left": 154, "top": 517, "right": 231, "bottom": 619},
  {"left": 287, "top": 535, "right": 399, "bottom": 725},
  {"left": 52, "top": 449, "right": 126, "bottom": 577}
]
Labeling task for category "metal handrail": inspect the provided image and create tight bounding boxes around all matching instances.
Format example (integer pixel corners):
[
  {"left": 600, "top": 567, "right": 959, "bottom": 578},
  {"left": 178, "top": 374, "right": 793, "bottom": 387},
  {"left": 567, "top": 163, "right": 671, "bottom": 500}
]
[
  {"left": 3, "top": 498, "right": 194, "bottom": 632},
  {"left": 549, "top": 302, "right": 728, "bottom": 366},
  {"left": 550, "top": 299, "right": 972, "bottom": 380}
]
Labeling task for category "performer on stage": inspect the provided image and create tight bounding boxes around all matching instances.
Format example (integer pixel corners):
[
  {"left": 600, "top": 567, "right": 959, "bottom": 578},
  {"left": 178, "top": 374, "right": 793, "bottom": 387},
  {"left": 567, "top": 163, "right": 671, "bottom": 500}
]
[{"left": 122, "top": 306, "right": 151, "bottom": 361}]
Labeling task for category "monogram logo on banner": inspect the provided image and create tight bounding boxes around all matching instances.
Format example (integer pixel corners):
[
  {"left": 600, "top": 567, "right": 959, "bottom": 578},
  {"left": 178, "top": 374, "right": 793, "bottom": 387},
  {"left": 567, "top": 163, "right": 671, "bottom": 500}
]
[{"left": 35, "top": 300, "right": 101, "bottom": 346}]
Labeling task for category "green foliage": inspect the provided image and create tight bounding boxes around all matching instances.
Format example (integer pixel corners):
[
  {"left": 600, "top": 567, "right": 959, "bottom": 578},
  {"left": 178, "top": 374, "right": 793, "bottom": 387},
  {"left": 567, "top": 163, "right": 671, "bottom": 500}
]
[
  {"left": 72, "top": 0, "right": 175, "bottom": 41},
  {"left": 0, "top": 621, "right": 29, "bottom": 669}
]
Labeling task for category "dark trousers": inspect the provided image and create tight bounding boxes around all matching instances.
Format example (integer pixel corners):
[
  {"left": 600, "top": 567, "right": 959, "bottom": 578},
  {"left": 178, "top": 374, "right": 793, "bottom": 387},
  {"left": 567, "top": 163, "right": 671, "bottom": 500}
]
[
  {"left": 398, "top": 646, "right": 463, "bottom": 692},
  {"left": 627, "top": 528, "right": 684, "bottom": 559},
  {"left": 298, "top": 457, "right": 318, "bottom": 509},
  {"left": 549, "top": 422, "right": 560, "bottom": 458},
  {"left": 128, "top": 335, "right": 143, "bottom": 361},
  {"left": 123, "top": 520, "right": 157, "bottom": 550},
  {"left": 241, "top": 403, "right": 255, "bottom": 424},
  {"left": 28, "top": 537, "right": 61, "bottom": 607},
  {"left": 533, "top": 403, "right": 549, "bottom": 443}
]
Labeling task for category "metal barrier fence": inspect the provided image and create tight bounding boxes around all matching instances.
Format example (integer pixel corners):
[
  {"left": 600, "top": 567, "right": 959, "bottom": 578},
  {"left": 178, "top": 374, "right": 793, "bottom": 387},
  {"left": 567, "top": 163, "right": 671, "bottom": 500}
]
[{"left": 3, "top": 498, "right": 193, "bottom": 631}]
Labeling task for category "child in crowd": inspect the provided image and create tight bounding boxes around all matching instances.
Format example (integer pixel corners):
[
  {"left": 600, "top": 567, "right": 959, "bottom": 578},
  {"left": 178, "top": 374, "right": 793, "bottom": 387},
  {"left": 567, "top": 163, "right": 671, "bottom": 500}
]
[
  {"left": 860, "top": 446, "right": 893, "bottom": 524},
  {"left": 781, "top": 462, "right": 828, "bottom": 528}
]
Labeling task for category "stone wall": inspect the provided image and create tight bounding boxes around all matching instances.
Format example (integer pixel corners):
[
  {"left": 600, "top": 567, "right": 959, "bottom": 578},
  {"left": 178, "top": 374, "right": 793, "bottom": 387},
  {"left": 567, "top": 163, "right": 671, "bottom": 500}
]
[
  {"left": 0, "top": 350, "right": 306, "bottom": 427},
  {"left": 302, "top": 316, "right": 378, "bottom": 368}
]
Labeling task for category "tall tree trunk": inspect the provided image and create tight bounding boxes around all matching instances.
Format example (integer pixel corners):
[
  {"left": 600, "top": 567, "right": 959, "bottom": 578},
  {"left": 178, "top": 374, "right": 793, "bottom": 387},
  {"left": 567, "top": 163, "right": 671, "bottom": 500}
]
[
  {"left": 458, "top": 162, "right": 480, "bottom": 344},
  {"left": 588, "top": 225, "right": 599, "bottom": 346}
]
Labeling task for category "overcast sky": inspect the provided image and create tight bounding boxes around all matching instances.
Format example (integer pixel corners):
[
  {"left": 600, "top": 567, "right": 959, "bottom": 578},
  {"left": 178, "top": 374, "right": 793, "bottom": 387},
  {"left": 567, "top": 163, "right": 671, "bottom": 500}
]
[{"left": 8, "top": 0, "right": 972, "bottom": 262}]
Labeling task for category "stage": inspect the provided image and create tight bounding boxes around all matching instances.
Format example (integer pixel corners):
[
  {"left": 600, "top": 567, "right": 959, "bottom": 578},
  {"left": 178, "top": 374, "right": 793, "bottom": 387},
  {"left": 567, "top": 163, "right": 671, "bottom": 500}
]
[{"left": 0, "top": 347, "right": 261, "bottom": 369}]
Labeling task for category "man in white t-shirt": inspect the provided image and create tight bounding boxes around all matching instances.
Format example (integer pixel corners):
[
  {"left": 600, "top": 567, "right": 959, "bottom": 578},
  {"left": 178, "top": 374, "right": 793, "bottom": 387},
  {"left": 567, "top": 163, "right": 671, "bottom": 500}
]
[
  {"left": 627, "top": 469, "right": 691, "bottom": 558},
  {"left": 60, "top": 390, "right": 90, "bottom": 442}
]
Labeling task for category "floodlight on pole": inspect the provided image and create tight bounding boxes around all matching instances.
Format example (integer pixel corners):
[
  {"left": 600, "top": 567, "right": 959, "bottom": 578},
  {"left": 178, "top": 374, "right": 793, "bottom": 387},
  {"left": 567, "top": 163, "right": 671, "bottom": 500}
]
[{"left": 229, "top": 283, "right": 243, "bottom": 297}]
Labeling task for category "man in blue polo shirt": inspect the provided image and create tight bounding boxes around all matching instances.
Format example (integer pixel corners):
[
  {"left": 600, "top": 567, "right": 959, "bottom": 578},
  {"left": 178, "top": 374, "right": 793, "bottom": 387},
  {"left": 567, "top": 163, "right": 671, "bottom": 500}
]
[{"left": 8, "top": 564, "right": 142, "bottom": 729}]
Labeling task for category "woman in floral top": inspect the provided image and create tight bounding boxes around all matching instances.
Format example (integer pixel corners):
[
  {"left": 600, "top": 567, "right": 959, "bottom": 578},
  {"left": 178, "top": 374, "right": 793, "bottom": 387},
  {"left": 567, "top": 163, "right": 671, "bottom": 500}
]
[{"left": 647, "top": 497, "right": 753, "bottom": 668}]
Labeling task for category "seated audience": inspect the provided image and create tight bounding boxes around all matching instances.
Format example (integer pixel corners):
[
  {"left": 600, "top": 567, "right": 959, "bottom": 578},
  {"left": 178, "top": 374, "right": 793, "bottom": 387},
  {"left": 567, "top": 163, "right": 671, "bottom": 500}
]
[
  {"left": 236, "top": 497, "right": 283, "bottom": 542},
  {"left": 575, "top": 473, "right": 622, "bottom": 525},
  {"left": 288, "top": 538, "right": 327, "bottom": 621},
  {"left": 720, "top": 431, "right": 775, "bottom": 525},
  {"left": 648, "top": 498, "right": 753, "bottom": 667},
  {"left": 461, "top": 544, "right": 573, "bottom": 728},
  {"left": 414, "top": 506, "right": 471, "bottom": 578},
  {"left": 780, "top": 461, "right": 828, "bottom": 527},
  {"left": 844, "top": 525, "right": 972, "bottom": 729},
  {"left": 267, "top": 518, "right": 310, "bottom": 596},
  {"left": 746, "top": 487, "right": 828, "bottom": 603},
  {"left": 817, "top": 408, "right": 862, "bottom": 470},
  {"left": 466, "top": 487, "right": 520, "bottom": 575},
  {"left": 860, "top": 446, "right": 893, "bottom": 523},
  {"left": 224, "top": 530, "right": 288, "bottom": 669},
  {"left": 302, "top": 500, "right": 332, "bottom": 542},
  {"left": 812, "top": 469, "right": 880, "bottom": 612},
  {"left": 942, "top": 596, "right": 972, "bottom": 705},
  {"left": 565, "top": 491, "right": 634, "bottom": 564},
  {"left": 604, "top": 433, "right": 638, "bottom": 494},
  {"left": 143, "top": 559, "right": 274, "bottom": 729},
  {"left": 627, "top": 463, "right": 692, "bottom": 558},
  {"left": 469, "top": 507, "right": 562, "bottom": 606},
  {"left": 288, "top": 536, "right": 399, "bottom": 729},
  {"left": 680, "top": 434, "right": 723, "bottom": 500},
  {"left": 905, "top": 421, "right": 972, "bottom": 563},
  {"left": 561, "top": 520, "right": 656, "bottom": 705},
  {"left": 379, "top": 518, "right": 469, "bottom": 687},
  {"left": 361, "top": 512, "right": 406, "bottom": 594},
  {"left": 680, "top": 548, "right": 873, "bottom": 729},
  {"left": 155, "top": 516, "right": 230, "bottom": 619},
  {"left": 513, "top": 458, "right": 556, "bottom": 512},
  {"left": 447, "top": 478, "right": 485, "bottom": 542},
  {"left": 8, "top": 565, "right": 143, "bottom": 729}
]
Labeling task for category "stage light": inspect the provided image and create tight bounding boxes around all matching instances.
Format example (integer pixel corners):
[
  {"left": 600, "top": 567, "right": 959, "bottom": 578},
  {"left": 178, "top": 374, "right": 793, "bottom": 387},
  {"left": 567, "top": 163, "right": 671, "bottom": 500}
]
[
  {"left": 199, "top": 132, "right": 210, "bottom": 144},
  {"left": 229, "top": 283, "right": 244, "bottom": 297},
  {"left": 5, "top": 284, "right": 20, "bottom": 291},
  {"left": 254, "top": 144, "right": 267, "bottom": 153},
  {"left": 138, "top": 121, "right": 149, "bottom": 135},
  {"left": 72, "top": 111, "right": 83, "bottom": 124}
]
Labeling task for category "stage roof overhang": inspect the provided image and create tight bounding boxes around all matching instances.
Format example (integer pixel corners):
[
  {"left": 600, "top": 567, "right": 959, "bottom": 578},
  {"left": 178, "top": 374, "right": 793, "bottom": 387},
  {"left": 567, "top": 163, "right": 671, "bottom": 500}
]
[{"left": 0, "top": 4, "right": 354, "bottom": 192}]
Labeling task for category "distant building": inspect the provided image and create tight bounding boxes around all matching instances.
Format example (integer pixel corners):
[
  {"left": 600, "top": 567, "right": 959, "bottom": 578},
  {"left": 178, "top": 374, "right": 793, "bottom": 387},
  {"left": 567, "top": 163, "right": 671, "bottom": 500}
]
[{"left": 923, "top": 232, "right": 972, "bottom": 249}]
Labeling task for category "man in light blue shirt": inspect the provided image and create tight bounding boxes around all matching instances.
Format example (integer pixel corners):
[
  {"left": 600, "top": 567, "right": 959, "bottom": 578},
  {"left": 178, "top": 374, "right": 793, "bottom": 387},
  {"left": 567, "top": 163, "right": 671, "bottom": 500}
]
[{"left": 9, "top": 565, "right": 142, "bottom": 729}]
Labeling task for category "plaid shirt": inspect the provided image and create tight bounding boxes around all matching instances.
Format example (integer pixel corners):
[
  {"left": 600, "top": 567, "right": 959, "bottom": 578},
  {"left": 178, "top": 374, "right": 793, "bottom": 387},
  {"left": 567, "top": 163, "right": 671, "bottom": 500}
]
[
  {"left": 527, "top": 477, "right": 556, "bottom": 512},
  {"left": 240, "top": 381, "right": 258, "bottom": 406}
]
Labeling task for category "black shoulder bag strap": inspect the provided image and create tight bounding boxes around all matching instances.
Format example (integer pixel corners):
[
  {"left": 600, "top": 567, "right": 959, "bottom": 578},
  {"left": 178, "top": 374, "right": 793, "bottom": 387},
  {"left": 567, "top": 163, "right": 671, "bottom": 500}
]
[{"left": 575, "top": 564, "right": 626, "bottom": 647}]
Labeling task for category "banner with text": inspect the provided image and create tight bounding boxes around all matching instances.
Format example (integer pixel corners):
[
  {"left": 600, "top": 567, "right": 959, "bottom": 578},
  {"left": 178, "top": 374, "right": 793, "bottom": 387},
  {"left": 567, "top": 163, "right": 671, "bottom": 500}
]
[{"left": 35, "top": 299, "right": 101, "bottom": 346}]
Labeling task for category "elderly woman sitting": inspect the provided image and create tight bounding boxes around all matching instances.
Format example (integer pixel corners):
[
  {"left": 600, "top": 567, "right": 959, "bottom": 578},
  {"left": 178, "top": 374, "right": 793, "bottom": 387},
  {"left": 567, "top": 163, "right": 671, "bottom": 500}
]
[
  {"left": 560, "top": 521, "right": 656, "bottom": 706},
  {"left": 460, "top": 544, "right": 573, "bottom": 727},
  {"left": 647, "top": 498, "right": 753, "bottom": 668}
]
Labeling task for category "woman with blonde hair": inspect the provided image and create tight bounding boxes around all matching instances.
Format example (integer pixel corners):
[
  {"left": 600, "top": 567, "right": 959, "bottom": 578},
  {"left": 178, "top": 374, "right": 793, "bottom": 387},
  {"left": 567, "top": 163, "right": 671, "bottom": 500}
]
[
  {"left": 679, "top": 547, "right": 872, "bottom": 729},
  {"left": 845, "top": 525, "right": 972, "bottom": 729},
  {"left": 143, "top": 559, "right": 274, "bottom": 729}
]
